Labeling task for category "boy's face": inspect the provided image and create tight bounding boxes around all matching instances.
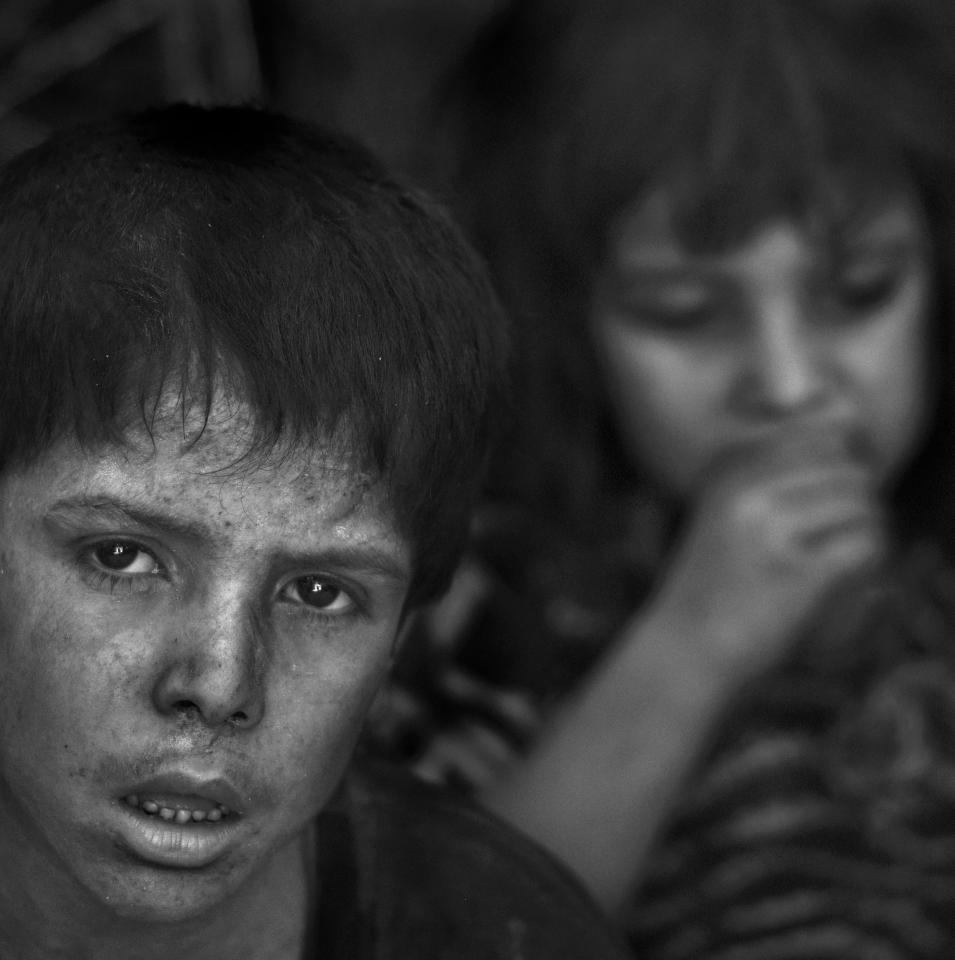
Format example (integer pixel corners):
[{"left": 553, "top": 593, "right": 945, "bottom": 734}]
[
  {"left": 590, "top": 185, "right": 933, "bottom": 499},
  {"left": 0, "top": 394, "right": 410, "bottom": 922}
]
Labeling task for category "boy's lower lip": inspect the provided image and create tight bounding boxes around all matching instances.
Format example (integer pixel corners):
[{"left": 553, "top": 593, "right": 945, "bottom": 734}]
[{"left": 114, "top": 799, "right": 243, "bottom": 869}]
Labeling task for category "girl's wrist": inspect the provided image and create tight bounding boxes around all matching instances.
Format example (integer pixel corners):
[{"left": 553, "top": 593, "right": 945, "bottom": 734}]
[{"left": 613, "top": 604, "right": 748, "bottom": 721}]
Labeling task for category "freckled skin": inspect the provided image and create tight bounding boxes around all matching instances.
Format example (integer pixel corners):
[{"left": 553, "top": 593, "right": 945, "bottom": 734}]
[{"left": 0, "top": 393, "right": 411, "bottom": 946}]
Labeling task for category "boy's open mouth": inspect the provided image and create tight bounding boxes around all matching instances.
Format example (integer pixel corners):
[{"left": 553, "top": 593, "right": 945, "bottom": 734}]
[{"left": 123, "top": 793, "right": 235, "bottom": 824}]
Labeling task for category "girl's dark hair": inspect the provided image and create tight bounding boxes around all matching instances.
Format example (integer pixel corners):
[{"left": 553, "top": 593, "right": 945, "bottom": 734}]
[
  {"left": 0, "top": 104, "right": 509, "bottom": 607},
  {"left": 450, "top": 0, "right": 955, "bottom": 546}
]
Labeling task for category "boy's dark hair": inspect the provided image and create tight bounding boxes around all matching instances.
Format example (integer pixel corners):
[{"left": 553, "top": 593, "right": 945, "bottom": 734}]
[
  {"left": 0, "top": 104, "right": 508, "bottom": 607},
  {"left": 448, "top": 0, "right": 955, "bottom": 545}
]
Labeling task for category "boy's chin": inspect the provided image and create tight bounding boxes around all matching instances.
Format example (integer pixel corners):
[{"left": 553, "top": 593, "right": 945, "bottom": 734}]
[
  {"left": 79, "top": 811, "right": 311, "bottom": 928},
  {"left": 77, "top": 855, "right": 255, "bottom": 924}
]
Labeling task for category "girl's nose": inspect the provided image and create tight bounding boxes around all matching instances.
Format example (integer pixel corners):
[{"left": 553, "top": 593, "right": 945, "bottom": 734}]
[
  {"left": 151, "top": 597, "right": 265, "bottom": 730},
  {"left": 732, "top": 294, "right": 831, "bottom": 418}
]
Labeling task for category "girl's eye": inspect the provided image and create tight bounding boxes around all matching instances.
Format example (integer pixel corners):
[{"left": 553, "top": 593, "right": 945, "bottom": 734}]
[
  {"left": 835, "top": 263, "right": 902, "bottom": 312},
  {"left": 829, "top": 237, "right": 917, "bottom": 314},
  {"left": 614, "top": 282, "right": 725, "bottom": 333},
  {"left": 281, "top": 575, "right": 355, "bottom": 615},
  {"left": 650, "top": 302, "right": 718, "bottom": 330},
  {"left": 91, "top": 541, "right": 160, "bottom": 576}
]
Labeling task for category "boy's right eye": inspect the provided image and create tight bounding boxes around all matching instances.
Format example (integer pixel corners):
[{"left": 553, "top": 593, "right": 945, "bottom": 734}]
[
  {"left": 91, "top": 541, "right": 161, "bottom": 576},
  {"left": 78, "top": 540, "right": 165, "bottom": 596}
]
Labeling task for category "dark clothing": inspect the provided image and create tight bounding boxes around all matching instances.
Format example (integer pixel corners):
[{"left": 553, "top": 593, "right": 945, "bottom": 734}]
[{"left": 310, "top": 762, "right": 631, "bottom": 959}]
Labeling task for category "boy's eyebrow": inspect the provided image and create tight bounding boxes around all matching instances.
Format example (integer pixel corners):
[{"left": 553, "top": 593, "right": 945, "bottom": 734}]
[
  {"left": 45, "top": 497, "right": 211, "bottom": 543},
  {"left": 270, "top": 545, "right": 411, "bottom": 584},
  {"left": 43, "top": 496, "right": 411, "bottom": 583}
]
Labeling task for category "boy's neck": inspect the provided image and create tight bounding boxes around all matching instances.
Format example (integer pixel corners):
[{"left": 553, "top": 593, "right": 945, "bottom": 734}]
[{"left": 0, "top": 829, "right": 313, "bottom": 960}]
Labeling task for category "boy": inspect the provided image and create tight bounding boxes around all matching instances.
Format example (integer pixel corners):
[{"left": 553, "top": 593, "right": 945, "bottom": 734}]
[{"left": 0, "top": 105, "right": 627, "bottom": 959}]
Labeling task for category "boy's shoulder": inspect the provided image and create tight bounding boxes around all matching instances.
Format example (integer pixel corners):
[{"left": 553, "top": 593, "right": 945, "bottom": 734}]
[{"left": 313, "top": 760, "right": 630, "bottom": 959}]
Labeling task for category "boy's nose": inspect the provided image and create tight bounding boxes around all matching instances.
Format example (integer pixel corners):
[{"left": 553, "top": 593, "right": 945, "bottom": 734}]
[
  {"left": 733, "top": 295, "right": 831, "bottom": 418},
  {"left": 151, "top": 596, "right": 265, "bottom": 730}
]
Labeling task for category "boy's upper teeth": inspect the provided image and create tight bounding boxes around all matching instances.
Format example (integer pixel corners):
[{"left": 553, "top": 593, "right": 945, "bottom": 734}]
[{"left": 123, "top": 793, "right": 231, "bottom": 821}]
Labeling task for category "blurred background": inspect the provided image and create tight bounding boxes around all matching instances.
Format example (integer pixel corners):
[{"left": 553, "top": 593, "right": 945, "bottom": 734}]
[{"left": 0, "top": 0, "right": 505, "bottom": 179}]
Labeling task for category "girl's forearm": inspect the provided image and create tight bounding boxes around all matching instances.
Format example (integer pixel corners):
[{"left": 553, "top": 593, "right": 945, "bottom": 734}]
[{"left": 481, "top": 607, "right": 739, "bottom": 916}]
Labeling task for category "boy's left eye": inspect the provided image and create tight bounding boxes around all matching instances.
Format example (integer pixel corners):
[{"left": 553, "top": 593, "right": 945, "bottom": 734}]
[
  {"left": 92, "top": 541, "right": 161, "bottom": 576},
  {"left": 281, "top": 576, "right": 355, "bottom": 614}
]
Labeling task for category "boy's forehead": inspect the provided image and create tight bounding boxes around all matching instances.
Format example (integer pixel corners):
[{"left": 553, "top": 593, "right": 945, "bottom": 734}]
[
  {"left": 144, "top": 409, "right": 373, "bottom": 505},
  {"left": 117, "top": 384, "right": 365, "bottom": 480},
  {"left": 7, "top": 389, "right": 393, "bottom": 537}
]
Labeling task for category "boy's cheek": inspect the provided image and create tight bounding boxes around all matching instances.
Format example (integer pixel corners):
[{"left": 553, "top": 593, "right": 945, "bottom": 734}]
[
  {"left": 0, "top": 598, "right": 133, "bottom": 755},
  {"left": 276, "top": 643, "right": 391, "bottom": 755}
]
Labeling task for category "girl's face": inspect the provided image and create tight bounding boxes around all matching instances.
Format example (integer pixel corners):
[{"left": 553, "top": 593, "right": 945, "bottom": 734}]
[{"left": 589, "top": 186, "right": 934, "bottom": 500}]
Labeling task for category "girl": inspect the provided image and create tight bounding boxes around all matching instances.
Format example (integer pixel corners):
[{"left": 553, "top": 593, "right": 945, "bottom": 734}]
[{"left": 368, "top": 0, "right": 955, "bottom": 954}]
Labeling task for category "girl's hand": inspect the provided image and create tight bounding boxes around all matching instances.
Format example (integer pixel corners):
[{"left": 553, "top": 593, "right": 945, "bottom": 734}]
[{"left": 647, "top": 424, "right": 886, "bottom": 689}]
